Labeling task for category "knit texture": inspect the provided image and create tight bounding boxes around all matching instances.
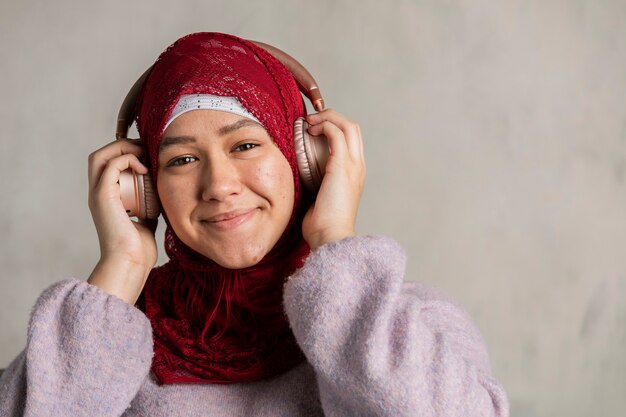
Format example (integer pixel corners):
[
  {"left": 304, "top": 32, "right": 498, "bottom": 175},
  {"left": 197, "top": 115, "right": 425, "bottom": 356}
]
[{"left": 0, "top": 235, "right": 509, "bottom": 416}]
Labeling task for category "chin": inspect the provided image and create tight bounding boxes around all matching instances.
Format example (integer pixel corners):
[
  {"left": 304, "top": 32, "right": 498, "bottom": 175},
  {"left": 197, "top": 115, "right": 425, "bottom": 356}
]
[
  {"left": 198, "top": 241, "right": 271, "bottom": 270},
  {"left": 212, "top": 257, "right": 261, "bottom": 270}
]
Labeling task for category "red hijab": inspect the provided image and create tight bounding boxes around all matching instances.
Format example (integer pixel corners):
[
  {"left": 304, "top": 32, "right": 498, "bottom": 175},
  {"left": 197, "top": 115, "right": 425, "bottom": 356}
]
[{"left": 135, "top": 32, "right": 312, "bottom": 385}]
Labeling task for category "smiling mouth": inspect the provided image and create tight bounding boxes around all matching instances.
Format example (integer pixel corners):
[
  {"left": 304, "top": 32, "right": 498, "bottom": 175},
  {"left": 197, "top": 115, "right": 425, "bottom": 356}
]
[{"left": 202, "top": 208, "right": 258, "bottom": 230}]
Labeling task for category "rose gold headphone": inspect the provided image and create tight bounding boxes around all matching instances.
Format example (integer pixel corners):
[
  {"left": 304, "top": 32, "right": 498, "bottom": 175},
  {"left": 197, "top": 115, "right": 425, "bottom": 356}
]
[{"left": 116, "top": 40, "right": 330, "bottom": 220}]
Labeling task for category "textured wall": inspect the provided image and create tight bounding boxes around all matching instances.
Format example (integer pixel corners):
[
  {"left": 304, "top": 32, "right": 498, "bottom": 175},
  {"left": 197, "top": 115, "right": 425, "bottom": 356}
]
[{"left": 1, "top": 1, "right": 625, "bottom": 416}]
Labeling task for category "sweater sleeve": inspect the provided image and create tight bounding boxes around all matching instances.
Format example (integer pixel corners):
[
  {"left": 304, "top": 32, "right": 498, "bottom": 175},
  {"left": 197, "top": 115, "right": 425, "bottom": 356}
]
[
  {"left": 283, "top": 235, "right": 510, "bottom": 417},
  {"left": 0, "top": 279, "right": 153, "bottom": 417}
]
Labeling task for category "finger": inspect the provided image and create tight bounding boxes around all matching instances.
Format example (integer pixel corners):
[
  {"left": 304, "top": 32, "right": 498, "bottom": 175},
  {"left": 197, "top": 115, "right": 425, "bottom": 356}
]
[
  {"left": 307, "top": 109, "right": 363, "bottom": 162},
  {"left": 94, "top": 153, "right": 148, "bottom": 193},
  {"left": 88, "top": 140, "right": 144, "bottom": 191},
  {"left": 306, "top": 120, "right": 347, "bottom": 160},
  {"left": 306, "top": 109, "right": 356, "bottom": 134},
  {"left": 355, "top": 123, "right": 366, "bottom": 167},
  {"left": 88, "top": 139, "right": 145, "bottom": 190},
  {"left": 347, "top": 123, "right": 364, "bottom": 164}
]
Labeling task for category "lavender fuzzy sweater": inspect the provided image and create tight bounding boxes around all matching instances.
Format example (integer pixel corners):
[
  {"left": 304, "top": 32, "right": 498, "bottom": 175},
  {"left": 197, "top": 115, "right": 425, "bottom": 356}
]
[{"left": 0, "top": 235, "right": 509, "bottom": 416}]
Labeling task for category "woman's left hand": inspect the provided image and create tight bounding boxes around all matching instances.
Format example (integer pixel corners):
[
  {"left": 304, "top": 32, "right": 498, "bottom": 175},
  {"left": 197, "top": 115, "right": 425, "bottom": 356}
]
[{"left": 302, "top": 109, "right": 366, "bottom": 250}]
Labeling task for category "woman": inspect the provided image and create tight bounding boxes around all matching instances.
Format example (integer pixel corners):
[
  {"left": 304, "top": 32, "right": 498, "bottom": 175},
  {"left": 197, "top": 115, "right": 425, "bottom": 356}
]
[{"left": 0, "top": 32, "right": 509, "bottom": 416}]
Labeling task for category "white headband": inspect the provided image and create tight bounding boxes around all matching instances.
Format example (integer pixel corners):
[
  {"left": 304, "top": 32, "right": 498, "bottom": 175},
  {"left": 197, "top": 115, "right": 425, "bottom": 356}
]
[{"left": 164, "top": 94, "right": 261, "bottom": 131}]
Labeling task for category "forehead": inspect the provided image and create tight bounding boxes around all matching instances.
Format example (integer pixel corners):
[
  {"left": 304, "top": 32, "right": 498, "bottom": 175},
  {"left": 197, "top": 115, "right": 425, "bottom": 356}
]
[{"left": 159, "top": 110, "right": 268, "bottom": 152}]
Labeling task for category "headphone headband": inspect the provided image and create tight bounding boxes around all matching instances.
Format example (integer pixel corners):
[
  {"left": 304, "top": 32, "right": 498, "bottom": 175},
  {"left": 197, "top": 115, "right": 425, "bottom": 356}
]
[{"left": 116, "top": 39, "right": 324, "bottom": 139}]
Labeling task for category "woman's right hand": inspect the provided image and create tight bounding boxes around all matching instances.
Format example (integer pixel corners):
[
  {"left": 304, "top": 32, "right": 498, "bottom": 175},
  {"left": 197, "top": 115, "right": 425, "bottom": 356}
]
[{"left": 87, "top": 139, "right": 158, "bottom": 305}]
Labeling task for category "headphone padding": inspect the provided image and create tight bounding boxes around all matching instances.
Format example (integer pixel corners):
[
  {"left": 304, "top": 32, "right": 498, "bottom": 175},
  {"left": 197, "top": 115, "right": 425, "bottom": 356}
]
[
  {"left": 294, "top": 118, "right": 318, "bottom": 191},
  {"left": 142, "top": 173, "right": 160, "bottom": 219}
]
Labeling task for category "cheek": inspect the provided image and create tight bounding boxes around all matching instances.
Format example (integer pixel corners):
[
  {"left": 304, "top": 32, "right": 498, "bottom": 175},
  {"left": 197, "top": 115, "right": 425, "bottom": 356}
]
[
  {"left": 254, "top": 158, "right": 295, "bottom": 206},
  {"left": 157, "top": 177, "right": 189, "bottom": 219}
]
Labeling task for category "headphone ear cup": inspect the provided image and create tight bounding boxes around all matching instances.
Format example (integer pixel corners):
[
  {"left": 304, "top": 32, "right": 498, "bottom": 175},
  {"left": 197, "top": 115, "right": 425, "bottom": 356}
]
[
  {"left": 142, "top": 173, "right": 160, "bottom": 220},
  {"left": 294, "top": 117, "right": 329, "bottom": 192},
  {"left": 119, "top": 169, "right": 160, "bottom": 219}
]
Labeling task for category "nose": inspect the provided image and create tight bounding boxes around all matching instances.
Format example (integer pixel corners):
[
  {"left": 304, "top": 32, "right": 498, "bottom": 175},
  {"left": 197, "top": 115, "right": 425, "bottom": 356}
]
[{"left": 200, "top": 156, "right": 243, "bottom": 202}]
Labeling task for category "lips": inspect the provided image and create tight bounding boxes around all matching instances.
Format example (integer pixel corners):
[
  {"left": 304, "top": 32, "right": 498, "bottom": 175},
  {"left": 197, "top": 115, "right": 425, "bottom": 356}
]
[{"left": 202, "top": 208, "right": 258, "bottom": 230}]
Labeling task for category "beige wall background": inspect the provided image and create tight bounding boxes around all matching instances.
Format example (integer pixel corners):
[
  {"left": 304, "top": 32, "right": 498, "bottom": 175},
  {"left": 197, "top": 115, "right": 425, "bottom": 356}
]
[{"left": 1, "top": 0, "right": 625, "bottom": 416}]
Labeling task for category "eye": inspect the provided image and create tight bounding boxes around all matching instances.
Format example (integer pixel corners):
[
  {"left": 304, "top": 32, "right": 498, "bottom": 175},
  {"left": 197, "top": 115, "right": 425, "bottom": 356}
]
[
  {"left": 167, "top": 155, "right": 197, "bottom": 167},
  {"left": 234, "top": 143, "right": 258, "bottom": 152}
]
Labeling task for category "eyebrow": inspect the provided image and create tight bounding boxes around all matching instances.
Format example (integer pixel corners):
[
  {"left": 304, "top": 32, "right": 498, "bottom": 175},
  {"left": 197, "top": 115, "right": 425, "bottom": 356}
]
[
  {"left": 159, "top": 135, "right": 195, "bottom": 152},
  {"left": 218, "top": 118, "right": 262, "bottom": 136},
  {"left": 159, "top": 118, "right": 263, "bottom": 152}
]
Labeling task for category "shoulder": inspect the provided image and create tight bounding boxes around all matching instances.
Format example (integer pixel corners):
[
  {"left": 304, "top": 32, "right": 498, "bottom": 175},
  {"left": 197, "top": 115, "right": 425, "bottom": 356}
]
[{"left": 303, "top": 234, "right": 406, "bottom": 271}]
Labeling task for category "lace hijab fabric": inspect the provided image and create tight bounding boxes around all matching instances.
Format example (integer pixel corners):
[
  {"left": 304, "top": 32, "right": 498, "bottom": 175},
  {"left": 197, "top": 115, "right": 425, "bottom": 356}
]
[{"left": 135, "top": 32, "right": 311, "bottom": 385}]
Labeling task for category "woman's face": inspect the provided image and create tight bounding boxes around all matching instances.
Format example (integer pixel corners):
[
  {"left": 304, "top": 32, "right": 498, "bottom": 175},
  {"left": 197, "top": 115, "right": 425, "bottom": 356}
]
[{"left": 157, "top": 109, "right": 295, "bottom": 269}]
